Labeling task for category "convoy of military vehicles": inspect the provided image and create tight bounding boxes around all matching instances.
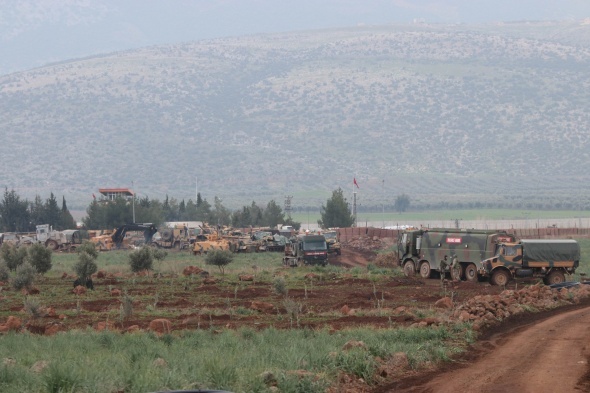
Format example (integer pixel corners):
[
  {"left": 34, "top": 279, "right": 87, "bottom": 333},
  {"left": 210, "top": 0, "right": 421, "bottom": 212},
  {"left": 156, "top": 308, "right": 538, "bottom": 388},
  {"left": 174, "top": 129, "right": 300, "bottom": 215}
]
[
  {"left": 0, "top": 221, "right": 582, "bottom": 286},
  {"left": 397, "top": 228, "right": 580, "bottom": 285}
]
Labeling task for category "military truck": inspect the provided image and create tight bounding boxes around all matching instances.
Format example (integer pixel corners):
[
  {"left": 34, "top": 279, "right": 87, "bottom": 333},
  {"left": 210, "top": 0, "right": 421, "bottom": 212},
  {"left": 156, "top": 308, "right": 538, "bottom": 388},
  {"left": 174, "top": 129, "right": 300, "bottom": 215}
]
[
  {"left": 323, "top": 230, "right": 341, "bottom": 256},
  {"left": 150, "top": 224, "right": 192, "bottom": 250},
  {"left": 283, "top": 234, "right": 328, "bottom": 267},
  {"left": 399, "top": 228, "right": 515, "bottom": 281},
  {"left": 481, "top": 239, "right": 580, "bottom": 286},
  {"left": 33, "top": 224, "right": 84, "bottom": 251}
]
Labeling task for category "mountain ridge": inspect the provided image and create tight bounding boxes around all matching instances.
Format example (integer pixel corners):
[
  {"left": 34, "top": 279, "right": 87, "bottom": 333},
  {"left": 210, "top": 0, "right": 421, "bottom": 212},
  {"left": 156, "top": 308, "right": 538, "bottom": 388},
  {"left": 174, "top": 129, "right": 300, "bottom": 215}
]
[{"left": 2, "top": 21, "right": 590, "bottom": 211}]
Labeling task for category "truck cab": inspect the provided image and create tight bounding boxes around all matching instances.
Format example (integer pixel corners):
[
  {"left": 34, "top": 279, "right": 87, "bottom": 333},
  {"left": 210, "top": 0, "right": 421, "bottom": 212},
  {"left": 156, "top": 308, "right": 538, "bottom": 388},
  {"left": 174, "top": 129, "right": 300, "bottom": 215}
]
[
  {"left": 295, "top": 235, "right": 328, "bottom": 266},
  {"left": 323, "top": 230, "right": 341, "bottom": 255}
]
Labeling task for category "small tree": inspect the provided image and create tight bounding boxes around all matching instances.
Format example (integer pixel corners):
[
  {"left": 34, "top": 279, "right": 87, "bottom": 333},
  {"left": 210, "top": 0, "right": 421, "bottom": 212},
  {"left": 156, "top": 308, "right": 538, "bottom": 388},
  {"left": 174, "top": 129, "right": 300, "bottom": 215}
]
[
  {"left": 318, "top": 188, "right": 354, "bottom": 228},
  {"left": 74, "top": 252, "right": 98, "bottom": 282},
  {"left": 27, "top": 243, "right": 52, "bottom": 275},
  {"left": 1, "top": 243, "right": 28, "bottom": 271},
  {"left": 394, "top": 194, "right": 411, "bottom": 213},
  {"left": 205, "top": 249, "right": 234, "bottom": 275},
  {"left": 77, "top": 240, "right": 99, "bottom": 260},
  {"left": 0, "top": 261, "right": 9, "bottom": 281},
  {"left": 128, "top": 246, "right": 154, "bottom": 273},
  {"left": 11, "top": 262, "right": 36, "bottom": 291}
]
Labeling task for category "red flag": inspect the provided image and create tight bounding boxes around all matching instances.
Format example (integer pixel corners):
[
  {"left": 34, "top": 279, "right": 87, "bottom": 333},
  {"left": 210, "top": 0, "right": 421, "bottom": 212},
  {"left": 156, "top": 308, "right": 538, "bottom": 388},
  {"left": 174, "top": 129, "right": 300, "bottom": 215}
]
[{"left": 353, "top": 178, "right": 359, "bottom": 189}]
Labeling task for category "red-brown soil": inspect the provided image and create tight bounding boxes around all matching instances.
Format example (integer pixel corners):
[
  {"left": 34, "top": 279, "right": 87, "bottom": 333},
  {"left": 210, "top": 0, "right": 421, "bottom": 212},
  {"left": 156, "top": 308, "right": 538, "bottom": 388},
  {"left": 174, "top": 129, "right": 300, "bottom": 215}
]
[
  {"left": 379, "top": 301, "right": 590, "bottom": 393},
  {"left": 0, "top": 245, "right": 507, "bottom": 333},
  {"left": 2, "top": 244, "right": 588, "bottom": 393}
]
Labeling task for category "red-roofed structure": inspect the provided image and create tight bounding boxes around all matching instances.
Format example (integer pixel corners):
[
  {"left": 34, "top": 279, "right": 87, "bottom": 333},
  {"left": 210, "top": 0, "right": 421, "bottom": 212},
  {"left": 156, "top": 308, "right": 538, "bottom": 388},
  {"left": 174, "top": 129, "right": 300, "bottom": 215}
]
[{"left": 98, "top": 188, "right": 134, "bottom": 201}]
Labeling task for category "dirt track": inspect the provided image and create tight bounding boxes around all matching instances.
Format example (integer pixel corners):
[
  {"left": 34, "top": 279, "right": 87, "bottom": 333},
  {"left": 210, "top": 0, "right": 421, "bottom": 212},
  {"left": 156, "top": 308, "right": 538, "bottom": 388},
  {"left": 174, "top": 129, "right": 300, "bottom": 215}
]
[{"left": 390, "top": 305, "right": 590, "bottom": 393}]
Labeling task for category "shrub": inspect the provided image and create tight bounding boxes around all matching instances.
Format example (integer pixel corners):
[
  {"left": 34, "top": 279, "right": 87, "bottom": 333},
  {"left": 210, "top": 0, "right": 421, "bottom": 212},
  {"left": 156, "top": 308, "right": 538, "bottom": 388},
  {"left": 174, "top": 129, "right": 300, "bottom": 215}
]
[
  {"left": 77, "top": 240, "right": 98, "bottom": 259},
  {"left": 1, "top": 243, "right": 27, "bottom": 271},
  {"left": 0, "top": 261, "right": 9, "bottom": 281},
  {"left": 24, "top": 297, "right": 44, "bottom": 318},
  {"left": 152, "top": 248, "right": 167, "bottom": 262},
  {"left": 73, "top": 252, "right": 98, "bottom": 281},
  {"left": 128, "top": 246, "right": 153, "bottom": 273},
  {"left": 273, "top": 277, "right": 287, "bottom": 295},
  {"left": 11, "top": 261, "right": 36, "bottom": 291},
  {"left": 120, "top": 291, "right": 133, "bottom": 322},
  {"left": 27, "top": 243, "right": 53, "bottom": 274},
  {"left": 205, "top": 249, "right": 234, "bottom": 275}
]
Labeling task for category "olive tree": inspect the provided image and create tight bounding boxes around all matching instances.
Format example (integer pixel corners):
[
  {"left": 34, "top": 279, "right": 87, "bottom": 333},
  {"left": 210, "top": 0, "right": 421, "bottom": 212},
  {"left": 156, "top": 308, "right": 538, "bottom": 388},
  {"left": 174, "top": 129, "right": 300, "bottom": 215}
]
[
  {"left": 205, "top": 249, "right": 234, "bottom": 275},
  {"left": 11, "top": 262, "right": 36, "bottom": 291},
  {"left": 1, "top": 243, "right": 28, "bottom": 271},
  {"left": 27, "top": 243, "right": 52, "bottom": 275},
  {"left": 128, "top": 246, "right": 154, "bottom": 273}
]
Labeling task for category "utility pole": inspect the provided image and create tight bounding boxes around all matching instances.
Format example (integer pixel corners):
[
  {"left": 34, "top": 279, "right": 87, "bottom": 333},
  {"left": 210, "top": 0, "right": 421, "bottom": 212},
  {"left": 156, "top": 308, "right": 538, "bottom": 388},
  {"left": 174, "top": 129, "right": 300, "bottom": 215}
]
[
  {"left": 284, "top": 195, "right": 293, "bottom": 219},
  {"left": 353, "top": 191, "right": 357, "bottom": 227},
  {"left": 382, "top": 179, "right": 385, "bottom": 229}
]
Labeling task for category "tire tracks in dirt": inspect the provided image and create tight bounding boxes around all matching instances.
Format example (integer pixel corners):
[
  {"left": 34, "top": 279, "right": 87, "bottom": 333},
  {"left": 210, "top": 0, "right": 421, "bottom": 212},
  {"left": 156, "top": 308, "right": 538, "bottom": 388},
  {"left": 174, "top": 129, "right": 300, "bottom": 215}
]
[{"left": 377, "top": 299, "right": 590, "bottom": 393}]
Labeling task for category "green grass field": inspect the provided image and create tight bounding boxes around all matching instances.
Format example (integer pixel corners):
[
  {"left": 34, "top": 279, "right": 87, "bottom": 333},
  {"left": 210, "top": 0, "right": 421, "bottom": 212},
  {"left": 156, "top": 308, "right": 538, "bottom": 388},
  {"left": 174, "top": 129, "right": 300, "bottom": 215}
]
[{"left": 0, "top": 238, "right": 588, "bottom": 393}]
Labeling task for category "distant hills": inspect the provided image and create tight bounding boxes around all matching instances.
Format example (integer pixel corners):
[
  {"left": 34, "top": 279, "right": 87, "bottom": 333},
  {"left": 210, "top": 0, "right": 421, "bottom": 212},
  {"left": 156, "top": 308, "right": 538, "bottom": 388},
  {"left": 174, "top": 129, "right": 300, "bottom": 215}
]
[{"left": 2, "top": 21, "right": 590, "bottom": 212}]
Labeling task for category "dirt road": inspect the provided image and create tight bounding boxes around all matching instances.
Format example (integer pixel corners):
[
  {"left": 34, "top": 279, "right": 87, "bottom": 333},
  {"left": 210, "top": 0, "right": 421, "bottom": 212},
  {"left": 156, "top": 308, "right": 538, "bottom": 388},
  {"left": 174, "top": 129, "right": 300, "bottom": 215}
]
[{"left": 391, "top": 305, "right": 590, "bottom": 393}]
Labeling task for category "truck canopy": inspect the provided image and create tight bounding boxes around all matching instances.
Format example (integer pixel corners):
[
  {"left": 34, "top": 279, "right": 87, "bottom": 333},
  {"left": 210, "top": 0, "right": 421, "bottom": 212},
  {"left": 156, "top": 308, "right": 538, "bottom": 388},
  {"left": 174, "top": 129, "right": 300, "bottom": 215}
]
[{"left": 521, "top": 239, "right": 580, "bottom": 263}]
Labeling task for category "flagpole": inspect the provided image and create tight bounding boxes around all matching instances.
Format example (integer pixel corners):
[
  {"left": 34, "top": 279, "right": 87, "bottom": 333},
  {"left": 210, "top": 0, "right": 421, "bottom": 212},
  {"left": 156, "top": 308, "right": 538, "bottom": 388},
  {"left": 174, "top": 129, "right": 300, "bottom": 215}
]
[{"left": 352, "top": 176, "right": 357, "bottom": 227}]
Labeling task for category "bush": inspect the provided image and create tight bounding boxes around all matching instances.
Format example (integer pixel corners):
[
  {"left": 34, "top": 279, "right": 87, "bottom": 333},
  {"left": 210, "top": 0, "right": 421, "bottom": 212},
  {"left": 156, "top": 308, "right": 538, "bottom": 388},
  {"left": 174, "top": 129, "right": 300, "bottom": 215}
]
[
  {"left": 152, "top": 248, "right": 167, "bottom": 262},
  {"left": 205, "top": 249, "right": 234, "bottom": 275},
  {"left": 1, "top": 243, "right": 28, "bottom": 271},
  {"left": 0, "top": 261, "right": 9, "bottom": 281},
  {"left": 128, "top": 247, "right": 154, "bottom": 273},
  {"left": 27, "top": 243, "right": 53, "bottom": 274},
  {"left": 77, "top": 241, "right": 99, "bottom": 260},
  {"left": 273, "top": 277, "right": 287, "bottom": 295},
  {"left": 11, "top": 262, "right": 36, "bottom": 291},
  {"left": 73, "top": 252, "right": 98, "bottom": 281}
]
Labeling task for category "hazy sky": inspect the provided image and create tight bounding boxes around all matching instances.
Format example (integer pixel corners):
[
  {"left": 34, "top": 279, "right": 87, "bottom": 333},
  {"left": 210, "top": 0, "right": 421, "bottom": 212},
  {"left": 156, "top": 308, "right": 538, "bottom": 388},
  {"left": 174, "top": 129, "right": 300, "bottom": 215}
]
[{"left": 1, "top": 0, "right": 590, "bottom": 74}]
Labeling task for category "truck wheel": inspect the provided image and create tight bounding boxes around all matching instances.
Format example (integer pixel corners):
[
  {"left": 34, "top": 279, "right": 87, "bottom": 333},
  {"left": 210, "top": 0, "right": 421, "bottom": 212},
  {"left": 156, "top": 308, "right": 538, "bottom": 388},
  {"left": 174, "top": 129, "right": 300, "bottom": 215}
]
[
  {"left": 403, "top": 260, "right": 416, "bottom": 277},
  {"left": 45, "top": 239, "right": 58, "bottom": 250},
  {"left": 545, "top": 270, "right": 565, "bottom": 285},
  {"left": 490, "top": 269, "right": 510, "bottom": 286},
  {"left": 419, "top": 262, "right": 431, "bottom": 278},
  {"left": 464, "top": 264, "right": 478, "bottom": 282}
]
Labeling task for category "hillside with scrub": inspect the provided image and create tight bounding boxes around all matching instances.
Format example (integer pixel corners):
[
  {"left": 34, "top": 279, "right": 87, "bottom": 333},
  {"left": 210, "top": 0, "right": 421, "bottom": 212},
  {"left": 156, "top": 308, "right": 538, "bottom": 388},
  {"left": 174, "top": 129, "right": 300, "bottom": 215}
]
[{"left": 2, "top": 20, "right": 590, "bottom": 210}]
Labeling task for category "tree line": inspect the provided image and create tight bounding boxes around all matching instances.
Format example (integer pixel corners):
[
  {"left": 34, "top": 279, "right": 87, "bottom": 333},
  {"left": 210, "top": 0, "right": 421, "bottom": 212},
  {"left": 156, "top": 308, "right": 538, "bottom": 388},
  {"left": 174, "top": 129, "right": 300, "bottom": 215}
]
[
  {"left": 0, "top": 188, "right": 76, "bottom": 232},
  {"left": 0, "top": 187, "right": 367, "bottom": 232}
]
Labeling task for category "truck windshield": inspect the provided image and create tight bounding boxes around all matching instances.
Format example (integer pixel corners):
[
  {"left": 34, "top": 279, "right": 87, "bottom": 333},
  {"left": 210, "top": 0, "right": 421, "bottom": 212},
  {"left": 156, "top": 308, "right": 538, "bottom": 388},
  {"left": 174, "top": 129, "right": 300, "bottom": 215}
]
[
  {"left": 324, "top": 232, "right": 336, "bottom": 240},
  {"left": 303, "top": 241, "right": 327, "bottom": 251}
]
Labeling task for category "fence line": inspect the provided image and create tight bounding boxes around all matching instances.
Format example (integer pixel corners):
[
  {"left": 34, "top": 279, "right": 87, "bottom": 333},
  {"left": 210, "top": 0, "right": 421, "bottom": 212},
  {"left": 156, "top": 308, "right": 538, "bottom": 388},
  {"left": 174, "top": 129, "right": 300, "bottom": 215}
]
[{"left": 336, "top": 227, "right": 590, "bottom": 242}]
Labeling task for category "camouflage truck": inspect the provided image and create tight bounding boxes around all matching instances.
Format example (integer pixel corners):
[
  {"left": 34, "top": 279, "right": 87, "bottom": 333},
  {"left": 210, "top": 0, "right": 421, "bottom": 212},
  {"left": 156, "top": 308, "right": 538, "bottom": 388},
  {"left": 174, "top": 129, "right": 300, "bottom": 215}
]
[
  {"left": 399, "top": 228, "right": 515, "bottom": 281},
  {"left": 481, "top": 239, "right": 580, "bottom": 286}
]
